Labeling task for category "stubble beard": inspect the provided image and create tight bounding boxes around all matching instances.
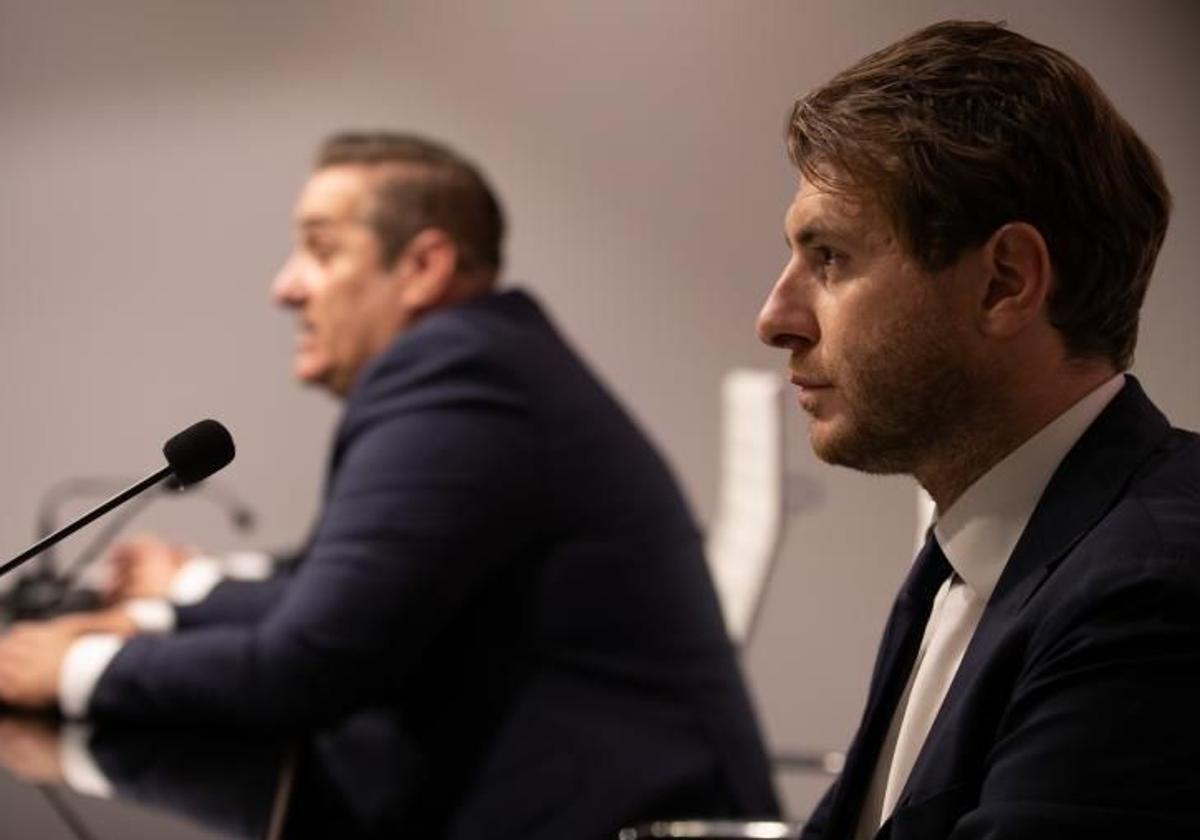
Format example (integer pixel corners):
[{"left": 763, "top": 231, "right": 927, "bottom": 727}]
[{"left": 808, "top": 312, "right": 996, "bottom": 482}]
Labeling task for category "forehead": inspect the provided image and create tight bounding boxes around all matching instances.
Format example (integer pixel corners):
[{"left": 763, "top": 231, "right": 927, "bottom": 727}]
[
  {"left": 294, "top": 165, "right": 374, "bottom": 227},
  {"left": 785, "top": 175, "right": 892, "bottom": 248}
]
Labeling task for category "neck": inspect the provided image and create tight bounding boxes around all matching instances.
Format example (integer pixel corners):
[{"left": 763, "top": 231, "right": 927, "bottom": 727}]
[
  {"left": 428, "top": 268, "right": 497, "bottom": 315},
  {"left": 917, "top": 360, "right": 1117, "bottom": 511}
]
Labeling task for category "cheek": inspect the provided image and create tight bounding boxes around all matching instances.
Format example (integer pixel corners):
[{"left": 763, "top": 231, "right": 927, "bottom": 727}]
[
  {"left": 831, "top": 296, "right": 931, "bottom": 392},
  {"left": 816, "top": 293, "right": 878, "bottom": 367},
  {"left": 311, "top": 276, "right": 359, "bottom": 331},
  {"left": 317, "top": 278, "right": 383, "bottom": 362},
  {"left": 297, "top": 292, "right": 344, "bottom": 365}
]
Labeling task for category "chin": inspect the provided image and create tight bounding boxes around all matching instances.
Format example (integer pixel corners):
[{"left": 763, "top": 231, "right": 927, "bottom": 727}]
[
  {"left": 808, "top": 418, "right": 913, "bottom": 476},
  {"left": 807, "top": 419, "right": 847, "bottom": 465},
  {"left": 294, "top": 359, "right": 328, "bottom": 387}
]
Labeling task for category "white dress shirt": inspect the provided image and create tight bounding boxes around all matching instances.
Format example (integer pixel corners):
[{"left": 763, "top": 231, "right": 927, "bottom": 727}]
[{"left": 855, "top": 374, "right": 1125, "bottom": 838}]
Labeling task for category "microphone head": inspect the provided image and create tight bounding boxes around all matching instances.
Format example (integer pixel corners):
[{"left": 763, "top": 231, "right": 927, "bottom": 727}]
[{"left": 162, "top": 419, "right": 235, "bottom": 487}]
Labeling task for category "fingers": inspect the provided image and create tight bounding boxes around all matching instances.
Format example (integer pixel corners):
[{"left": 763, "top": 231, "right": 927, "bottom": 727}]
[
  {"left": 103, "top": 533, "right": 192, "bottom": 602},
  {"left": 0, "top": 624, "right": 67, "bottom": 709},
  {"left": 0, "top": 637, "right": 40, "bottom": 706},
  {"left": 106, "top": 533, "right": 169, "bottom": 572},
  {"left": 2, "top": 622, "right": 56, "bottom": 648},
  {"left": 104, "top": 534, "right": 159, "bottom": 601}
]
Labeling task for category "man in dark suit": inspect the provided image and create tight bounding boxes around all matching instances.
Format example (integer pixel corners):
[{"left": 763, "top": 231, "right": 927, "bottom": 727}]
[
  {"left": 757, "top": 20, "right": 1199, "bottom": 840},
  {"left": 0, "top": 132, "right": 778, "bottom": 837}
]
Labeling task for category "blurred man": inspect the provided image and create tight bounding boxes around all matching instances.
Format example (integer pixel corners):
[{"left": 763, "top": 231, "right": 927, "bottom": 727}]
[
  {"left": 0, "top": 132, "right": 778, "bottom": 838},
  {"left": 757, "top": 20, "right": 1200, "bottom": 840}
]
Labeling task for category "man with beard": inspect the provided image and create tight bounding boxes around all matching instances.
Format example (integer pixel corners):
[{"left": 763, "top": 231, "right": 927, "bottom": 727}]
[
  {"left": 0, "top": 132, "right": 779, "bottom": 838},
  {"left": 757, "top": 20, "right": 1200, "bottom": 840}
]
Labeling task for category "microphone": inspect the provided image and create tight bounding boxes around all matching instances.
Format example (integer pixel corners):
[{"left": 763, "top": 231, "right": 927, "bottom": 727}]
[
  {"left": 0, "top": 420, "right": 235, "bottom": 580},
  {"left": 162, "top": 419, "right": 236, "bottom": 487}
]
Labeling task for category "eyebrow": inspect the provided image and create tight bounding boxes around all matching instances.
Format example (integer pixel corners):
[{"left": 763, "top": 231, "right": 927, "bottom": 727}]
[
  {"left": 790, "top": 223, "right": 855, "bottom": 248},
  {"left": 796, "top": 225, "right": 829, "bottom": 246},
  {"left": 297, "top": 217, "right": 338, "bottom": 231}
]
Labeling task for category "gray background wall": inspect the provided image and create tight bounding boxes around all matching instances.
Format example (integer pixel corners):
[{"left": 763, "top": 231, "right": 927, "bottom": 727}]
[{"left": 1, "top": 0, "right": 1197, "bottom": 819}]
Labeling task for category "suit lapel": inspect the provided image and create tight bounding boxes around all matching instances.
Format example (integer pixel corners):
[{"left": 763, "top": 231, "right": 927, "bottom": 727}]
[{"left": 889, "top": 376, "right": 1171, "bottom": 817}]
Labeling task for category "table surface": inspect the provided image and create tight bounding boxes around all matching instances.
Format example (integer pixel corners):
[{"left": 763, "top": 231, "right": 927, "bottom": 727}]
[{"left": 0, "top": 716, "right": 292, "bottom": 840}]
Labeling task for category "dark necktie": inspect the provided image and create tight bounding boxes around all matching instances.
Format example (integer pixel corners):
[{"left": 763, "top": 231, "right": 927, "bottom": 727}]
[{"left": 823, "top": 531, "right": 954, "bottom": 839}]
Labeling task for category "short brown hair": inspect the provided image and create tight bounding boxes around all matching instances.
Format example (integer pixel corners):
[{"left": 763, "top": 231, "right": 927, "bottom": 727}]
[
  {"left": 788, "top": 20, "right": 1171, "bottom": 369},
  {"left": 317, "top": 131, "right": 505, "bottom": 272}
]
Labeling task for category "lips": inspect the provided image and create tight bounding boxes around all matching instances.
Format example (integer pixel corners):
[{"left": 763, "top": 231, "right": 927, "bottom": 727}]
[
  {"left": 789, "top": 374, "right": 832, "bottom": 390},
  {"left": 295, "top": 323, "right": 316, "bottom": 351},
  {"left": 790, "top": 375, "right": 831, "bottom": 415}
]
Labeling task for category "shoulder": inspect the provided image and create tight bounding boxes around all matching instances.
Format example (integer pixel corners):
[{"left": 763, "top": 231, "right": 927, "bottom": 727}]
[
  {"left": 402, "top": 287, "right": 556, "bottom": 361},
  {"left": 1091, "top": 427, "right": 1200, "bottom": 562},
  {"left": 1031, "top": 430, "right": 1200, "bottom": 641},
  {"left": 344, "top": 291, "right": 550, "bottom": 422}
]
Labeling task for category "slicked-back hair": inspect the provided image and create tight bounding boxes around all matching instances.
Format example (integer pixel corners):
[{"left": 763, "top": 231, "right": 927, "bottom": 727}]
[
  {"left": 788, "top": 20, "right": 1171, "bottom": 369},
  {"left": 317, "top": 131, "right": 505, "bottom": 273}
]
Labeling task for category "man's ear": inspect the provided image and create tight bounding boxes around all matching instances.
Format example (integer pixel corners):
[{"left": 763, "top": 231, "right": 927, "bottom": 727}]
[
  {"left": 393, "top": 228, "right": 461, "bottom": 314},
  {"left": 976, "top": 222, "right": 1053, "bottom": 339}
]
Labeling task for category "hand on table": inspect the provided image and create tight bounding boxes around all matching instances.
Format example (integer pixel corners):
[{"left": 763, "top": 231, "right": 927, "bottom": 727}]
[
  {"left": 0, "top": 619, "right": 77, "bottom": 710},
  {"left": 0, "top": 608, "right": 137, "bottom": 709},
  {"left": 105, "top": 534, "right": 192, "bottom": 602}
]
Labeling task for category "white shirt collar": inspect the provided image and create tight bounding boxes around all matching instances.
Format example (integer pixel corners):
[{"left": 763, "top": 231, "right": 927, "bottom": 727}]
[{"left": 933, "top": 374, "right": 1126, "bottom": 601}]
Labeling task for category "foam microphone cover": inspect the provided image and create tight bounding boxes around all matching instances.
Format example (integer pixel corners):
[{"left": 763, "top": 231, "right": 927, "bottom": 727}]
[{"left": 162, "top": 419, "right": 236, "bottom": 487}]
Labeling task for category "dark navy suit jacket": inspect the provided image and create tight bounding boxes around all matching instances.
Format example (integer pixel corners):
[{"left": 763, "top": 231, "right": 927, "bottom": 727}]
[
  {"left": 802, "top": 377, "right": 1200, "bottom": 839},
  {"left": 89, "top": 289, "right": 779, "bottom": 838}
]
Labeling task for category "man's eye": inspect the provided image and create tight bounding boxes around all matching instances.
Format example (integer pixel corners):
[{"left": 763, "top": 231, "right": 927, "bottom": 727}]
[
  {"left": 809, "top": 245, "right": 843, "bottom": 272},
  {"left": 306, "top": 242, "right": 336, "bottom": 262}
]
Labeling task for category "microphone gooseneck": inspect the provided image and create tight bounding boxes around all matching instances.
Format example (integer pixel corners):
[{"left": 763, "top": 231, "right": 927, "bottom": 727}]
[{"left": 0, "top": 420, "right": 235, "bottom": 579}]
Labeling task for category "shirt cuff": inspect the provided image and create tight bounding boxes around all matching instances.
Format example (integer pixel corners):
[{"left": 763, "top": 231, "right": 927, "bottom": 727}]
[
  {"left": 58, "top": 723, "right": 113, "bottom": 799},
  {"left": 122, "top": 598, "right": 176, "bottom": 634},
  {"left": 221, "top": 550, "right": 274, "bottom": 581},
  {"left": 59, "top": 634, "right": 123, "bottom": 719},
  {"left": 168, "top": 556, "right": 225, "bottom": 606}
]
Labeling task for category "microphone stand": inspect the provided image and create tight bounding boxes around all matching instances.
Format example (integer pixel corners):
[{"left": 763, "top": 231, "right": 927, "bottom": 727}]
[
  {"left": 7, "top": 476, "right": 257, "bottom": 620},
  {"left": 6, "top": 492, "right": 160, "bottom": 620},
  {"left": 2, "top": 418, "right": 234, "bottom": 592}
]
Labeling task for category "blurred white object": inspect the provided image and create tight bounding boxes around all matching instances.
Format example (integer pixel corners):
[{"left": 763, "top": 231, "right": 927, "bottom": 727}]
[
  {"left": 619, "top": 820, "right": 801, "bottom": 838},
  {"left": 703, "top": 369, "right": 845, "bottom": 784},
  {"left": 705, "top": 369, "right": 786, "bottom": 646}
]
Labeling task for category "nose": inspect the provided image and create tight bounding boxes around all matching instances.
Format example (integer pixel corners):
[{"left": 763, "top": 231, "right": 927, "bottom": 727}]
[
  {"left": 756, "top": 261, "right": 819, "bottom": 350},
  {"left": 271, "top": 253, "right": 307, "bottom": 307}
]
